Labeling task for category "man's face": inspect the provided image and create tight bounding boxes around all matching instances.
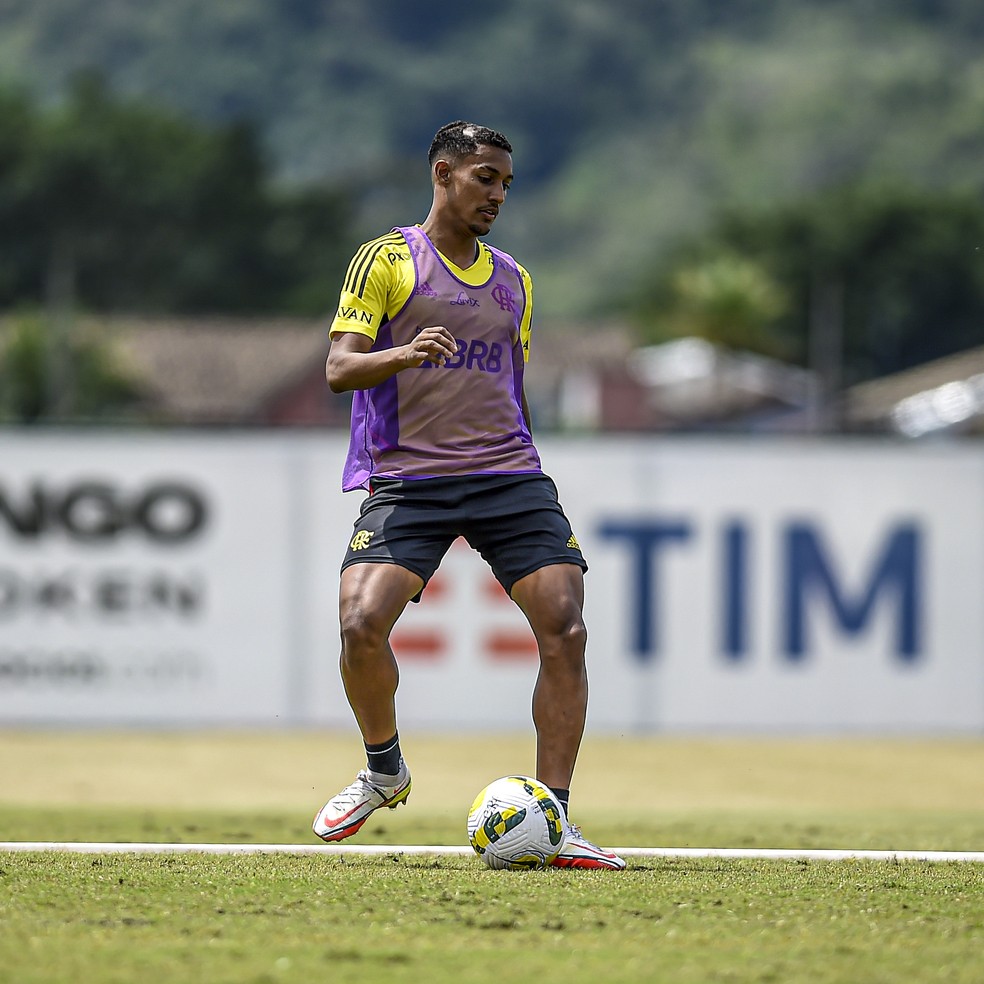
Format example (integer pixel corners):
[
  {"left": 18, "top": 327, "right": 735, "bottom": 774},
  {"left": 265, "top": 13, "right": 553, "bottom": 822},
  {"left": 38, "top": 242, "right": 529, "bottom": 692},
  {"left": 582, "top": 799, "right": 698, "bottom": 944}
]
[{"left": 442, "top": 145, "right": 513, "bottom": 237}]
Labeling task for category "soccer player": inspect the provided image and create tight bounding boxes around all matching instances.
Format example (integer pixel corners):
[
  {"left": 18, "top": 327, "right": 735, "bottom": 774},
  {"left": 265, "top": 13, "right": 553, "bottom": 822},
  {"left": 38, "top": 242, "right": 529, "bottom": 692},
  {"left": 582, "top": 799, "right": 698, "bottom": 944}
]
[{"left": 312, "top": 121, "right": 624, "bottom": 870}]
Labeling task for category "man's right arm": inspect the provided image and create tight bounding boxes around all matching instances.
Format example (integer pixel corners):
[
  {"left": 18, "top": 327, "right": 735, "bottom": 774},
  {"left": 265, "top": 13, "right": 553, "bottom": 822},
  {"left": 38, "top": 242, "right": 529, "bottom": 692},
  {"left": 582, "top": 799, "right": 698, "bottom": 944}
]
[
  {"left": 325, "top": 235, "right": 457, "bottom": 393},
  {"left": 326, "top": 326, "right": 458, "bottom": 393}
]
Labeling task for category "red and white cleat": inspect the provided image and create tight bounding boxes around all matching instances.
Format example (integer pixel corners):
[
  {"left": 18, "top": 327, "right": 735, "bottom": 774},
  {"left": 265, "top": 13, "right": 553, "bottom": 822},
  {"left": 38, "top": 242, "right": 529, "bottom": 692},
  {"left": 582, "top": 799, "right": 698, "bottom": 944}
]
[
  {"left": 312, "top": 767, "right": 412, "bottom": 843},
  {"left": 550, "top": 823, "right": 625, "bottom": 870}
]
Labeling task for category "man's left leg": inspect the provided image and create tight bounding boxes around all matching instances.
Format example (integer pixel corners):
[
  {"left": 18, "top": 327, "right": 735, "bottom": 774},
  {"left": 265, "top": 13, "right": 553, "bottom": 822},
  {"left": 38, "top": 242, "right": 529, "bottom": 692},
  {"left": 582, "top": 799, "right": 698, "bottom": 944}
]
[
  {"left": 509, "top": 563, "right": 587, "bottom": 792},
  {"left": 510, "top": 564, "right": 625, "bottom": 870}
]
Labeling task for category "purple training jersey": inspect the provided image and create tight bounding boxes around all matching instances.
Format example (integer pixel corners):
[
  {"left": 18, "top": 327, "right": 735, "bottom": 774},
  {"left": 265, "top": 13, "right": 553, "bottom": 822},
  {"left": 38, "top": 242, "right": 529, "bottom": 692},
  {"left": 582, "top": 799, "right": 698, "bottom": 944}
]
[{"left": 341, "top": 226, "right": 542, "bottom": 491}]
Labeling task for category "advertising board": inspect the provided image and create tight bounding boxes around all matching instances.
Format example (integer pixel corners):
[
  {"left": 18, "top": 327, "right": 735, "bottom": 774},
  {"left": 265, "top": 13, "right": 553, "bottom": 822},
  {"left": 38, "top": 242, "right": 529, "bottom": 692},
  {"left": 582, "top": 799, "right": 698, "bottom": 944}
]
[{"left": 1, "top": 432, "right": 981, "bottom": 732}]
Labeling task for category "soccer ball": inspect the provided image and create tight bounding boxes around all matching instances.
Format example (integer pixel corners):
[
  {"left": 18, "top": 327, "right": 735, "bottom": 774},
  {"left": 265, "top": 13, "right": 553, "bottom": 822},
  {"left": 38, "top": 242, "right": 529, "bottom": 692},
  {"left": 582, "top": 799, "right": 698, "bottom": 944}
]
[{"left": 467, "top": 775, "right": 565, "bottom": 870}]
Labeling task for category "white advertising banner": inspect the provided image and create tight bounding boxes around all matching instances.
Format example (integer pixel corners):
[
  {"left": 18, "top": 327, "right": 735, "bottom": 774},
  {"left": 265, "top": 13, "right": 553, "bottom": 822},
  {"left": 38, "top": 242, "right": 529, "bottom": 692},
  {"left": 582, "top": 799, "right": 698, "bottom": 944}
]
[
  {"left": 0, "top": 434, "right": 309, "bottom": 724},
  {"left": 1, "top": 431, "right": 982, "bottom": 732},
  {"left": 547, "top": 440, "right": 984, "bottom": 733}
]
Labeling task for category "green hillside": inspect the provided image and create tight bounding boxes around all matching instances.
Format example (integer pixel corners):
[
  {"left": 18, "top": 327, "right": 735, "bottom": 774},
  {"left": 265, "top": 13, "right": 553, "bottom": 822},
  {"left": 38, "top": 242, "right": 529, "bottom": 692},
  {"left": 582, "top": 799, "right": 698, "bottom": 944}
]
[{"left": 0, "top": 0, "right": 981, "bottom": 334}]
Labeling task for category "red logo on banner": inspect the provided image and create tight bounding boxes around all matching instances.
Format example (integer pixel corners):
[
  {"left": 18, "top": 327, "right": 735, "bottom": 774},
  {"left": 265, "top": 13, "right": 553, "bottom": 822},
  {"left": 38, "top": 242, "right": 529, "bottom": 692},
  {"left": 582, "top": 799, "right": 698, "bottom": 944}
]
[
  {"left": 390, "top": 544, "right": 537, "bottom": 662},
  {"left": 389, "top": 628, "right": 447, "bottom": 660},
  {"left": 483, "top": 628, "right": 540, "bottom": 661}
]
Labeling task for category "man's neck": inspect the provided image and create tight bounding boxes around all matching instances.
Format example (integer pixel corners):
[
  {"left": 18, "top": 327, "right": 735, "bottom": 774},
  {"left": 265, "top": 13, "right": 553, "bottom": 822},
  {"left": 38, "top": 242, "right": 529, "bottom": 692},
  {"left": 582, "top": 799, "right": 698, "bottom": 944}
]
[{"left": 420, "top": 217, "right": 479, "bottom": 269}]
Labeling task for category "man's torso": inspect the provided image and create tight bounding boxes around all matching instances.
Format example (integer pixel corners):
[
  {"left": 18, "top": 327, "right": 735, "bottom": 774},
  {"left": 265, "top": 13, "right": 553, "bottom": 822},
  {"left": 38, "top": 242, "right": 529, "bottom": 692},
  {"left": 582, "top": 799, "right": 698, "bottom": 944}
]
[{"left": 332, "top": 226, "right": 541, "bottom": 491}]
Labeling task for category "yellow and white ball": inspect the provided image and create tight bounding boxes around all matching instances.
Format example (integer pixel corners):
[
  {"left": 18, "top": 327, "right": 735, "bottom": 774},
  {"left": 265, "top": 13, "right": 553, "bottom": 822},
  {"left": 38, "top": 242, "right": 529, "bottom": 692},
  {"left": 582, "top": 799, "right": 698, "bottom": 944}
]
[{"left": 467, "top": 775, "right": 565, "bottom": 870}]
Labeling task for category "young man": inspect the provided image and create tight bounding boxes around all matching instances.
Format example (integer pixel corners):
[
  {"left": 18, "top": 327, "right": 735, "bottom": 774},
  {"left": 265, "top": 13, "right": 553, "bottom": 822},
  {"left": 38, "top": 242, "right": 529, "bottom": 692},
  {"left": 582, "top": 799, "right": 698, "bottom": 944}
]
[{"left": 312, "top": 121, "right": 624, "bottom": 869}]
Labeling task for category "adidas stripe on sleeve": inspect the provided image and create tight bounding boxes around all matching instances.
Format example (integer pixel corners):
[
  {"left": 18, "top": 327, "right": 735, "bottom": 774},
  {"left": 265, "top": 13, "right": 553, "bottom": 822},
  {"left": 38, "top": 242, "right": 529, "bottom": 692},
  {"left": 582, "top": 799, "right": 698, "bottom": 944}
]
[{"left": 329, "top": 232, "right": 406, "bottom": 341}]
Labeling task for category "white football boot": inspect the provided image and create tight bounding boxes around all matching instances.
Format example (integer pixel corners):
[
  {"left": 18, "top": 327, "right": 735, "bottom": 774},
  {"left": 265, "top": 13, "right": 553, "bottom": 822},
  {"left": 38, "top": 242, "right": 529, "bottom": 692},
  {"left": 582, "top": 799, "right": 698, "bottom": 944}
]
[{"left": 312, "top": 765, "right": 411, "bottom": 843}]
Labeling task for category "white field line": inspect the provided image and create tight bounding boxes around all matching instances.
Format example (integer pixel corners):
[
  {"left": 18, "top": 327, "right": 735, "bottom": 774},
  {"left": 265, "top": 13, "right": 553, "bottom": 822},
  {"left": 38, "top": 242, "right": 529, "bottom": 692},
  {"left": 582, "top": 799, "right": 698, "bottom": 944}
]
[{"left": 1, "top": 842, "right": 983, "bottom": 862}]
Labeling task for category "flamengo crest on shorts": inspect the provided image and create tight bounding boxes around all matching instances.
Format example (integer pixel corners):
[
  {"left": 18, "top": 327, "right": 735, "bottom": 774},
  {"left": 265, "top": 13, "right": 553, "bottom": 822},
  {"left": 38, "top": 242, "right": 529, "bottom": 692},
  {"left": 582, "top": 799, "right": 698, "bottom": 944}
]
[{"left": 341, "top": 226, "right": 541, "bottom": 491}]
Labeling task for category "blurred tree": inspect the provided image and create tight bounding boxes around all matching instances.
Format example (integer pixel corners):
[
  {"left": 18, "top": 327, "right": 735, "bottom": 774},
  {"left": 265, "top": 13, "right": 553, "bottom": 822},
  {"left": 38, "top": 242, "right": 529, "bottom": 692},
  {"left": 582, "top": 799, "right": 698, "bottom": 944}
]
[
  {"left": 14, "top": 72, "right": 276, "bottom": 313},
  {"left": 0, "top": 88, "right": 38, "bottom": 304},
  {"left": 0, "top": 311, "right": 142, "bottom": 423},
  {"left": 631, "top": 182, "right": 984, "bottom": 387},
  {"left": 0, "top": 314, "right": 46, "bottom": 423},
  {"left": 264, "top": 182, "right": 357, "bottom": 316},
  {"left": 0, "top": 73, "right": 356, "bottom": 317},
  {"left": 0, "top": 74, "right": 360, "bottom": 420},
  {"left": 637, "top": 253, "right": 789, "bottom": 356}
]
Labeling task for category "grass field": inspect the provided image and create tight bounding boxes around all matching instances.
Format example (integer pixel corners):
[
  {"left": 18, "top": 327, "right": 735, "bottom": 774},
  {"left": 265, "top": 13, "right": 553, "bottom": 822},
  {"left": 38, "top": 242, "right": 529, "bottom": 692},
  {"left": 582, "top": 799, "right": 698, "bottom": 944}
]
[{"left": 2, "top": 731, "right": 983, "bottom": 983}]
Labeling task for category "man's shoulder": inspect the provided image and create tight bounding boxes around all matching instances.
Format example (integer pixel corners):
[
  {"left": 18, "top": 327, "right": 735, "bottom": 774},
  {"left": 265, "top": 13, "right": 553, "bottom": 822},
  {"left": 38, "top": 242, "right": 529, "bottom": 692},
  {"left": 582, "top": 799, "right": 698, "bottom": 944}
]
[
  {"left": 340, "top": 229, "right": 414, "bottom": 302},
  {"left": 350, "top": 229, "right": 410, "bottom": 261},
  {"left": 484, "top": 242, "right": 531, "bottom": 283}
]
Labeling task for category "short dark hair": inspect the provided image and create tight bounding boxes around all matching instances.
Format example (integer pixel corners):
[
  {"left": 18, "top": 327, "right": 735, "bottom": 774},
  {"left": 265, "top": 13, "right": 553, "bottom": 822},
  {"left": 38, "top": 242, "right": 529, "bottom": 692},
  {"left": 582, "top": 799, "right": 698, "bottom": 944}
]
[{"left": 428, "top": 120, "right": 512, "bottom": 165}]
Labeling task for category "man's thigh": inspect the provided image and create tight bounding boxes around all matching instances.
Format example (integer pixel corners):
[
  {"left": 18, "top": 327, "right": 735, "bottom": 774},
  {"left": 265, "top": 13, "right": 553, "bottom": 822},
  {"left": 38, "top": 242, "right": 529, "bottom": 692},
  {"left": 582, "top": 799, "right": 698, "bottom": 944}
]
[
  {"left": 340, "top": 484, "right": 458, "bottom": 596},
  {"left": 463, "top": 475, "right": 588, "bottom": 596}
]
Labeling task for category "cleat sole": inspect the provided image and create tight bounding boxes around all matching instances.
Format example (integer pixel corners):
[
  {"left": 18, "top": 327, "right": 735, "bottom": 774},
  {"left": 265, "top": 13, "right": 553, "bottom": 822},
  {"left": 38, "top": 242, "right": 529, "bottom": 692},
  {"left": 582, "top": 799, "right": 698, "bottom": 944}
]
[{"left": 386, "top": 788, "right": 411, "bottom": 810}]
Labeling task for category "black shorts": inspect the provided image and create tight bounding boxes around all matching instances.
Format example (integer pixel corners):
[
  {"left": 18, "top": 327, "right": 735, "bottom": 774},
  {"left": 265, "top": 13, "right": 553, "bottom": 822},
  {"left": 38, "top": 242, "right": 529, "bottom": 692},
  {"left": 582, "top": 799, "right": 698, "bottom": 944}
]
[{"left": 340, "top": 473, "right": 588, "bottom": 601}]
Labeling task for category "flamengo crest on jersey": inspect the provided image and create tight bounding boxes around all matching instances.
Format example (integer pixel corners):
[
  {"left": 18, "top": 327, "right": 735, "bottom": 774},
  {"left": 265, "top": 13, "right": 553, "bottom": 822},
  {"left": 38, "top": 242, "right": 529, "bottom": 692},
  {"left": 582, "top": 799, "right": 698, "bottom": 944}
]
[{"left": 341, "top": 226, "right": 541, "bottom": 491}]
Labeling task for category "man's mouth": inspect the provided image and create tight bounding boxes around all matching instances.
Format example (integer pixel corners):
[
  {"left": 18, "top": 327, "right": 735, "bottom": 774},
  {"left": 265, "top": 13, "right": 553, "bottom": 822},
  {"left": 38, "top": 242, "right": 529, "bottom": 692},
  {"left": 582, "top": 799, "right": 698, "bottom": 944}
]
[{"left": 478, "top": 208, "right": 498, "bottom": 221}]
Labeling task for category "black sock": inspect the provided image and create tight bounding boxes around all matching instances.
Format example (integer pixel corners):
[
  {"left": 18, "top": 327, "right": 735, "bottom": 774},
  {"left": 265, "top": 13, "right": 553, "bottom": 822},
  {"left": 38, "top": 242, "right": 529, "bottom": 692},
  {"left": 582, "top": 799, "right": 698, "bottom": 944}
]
[
  {"left": 552, "top": 787, "right": 571, "bottom": 817},
  {"left": 365, "top": 733, "right": 402, "bottom": 776}
]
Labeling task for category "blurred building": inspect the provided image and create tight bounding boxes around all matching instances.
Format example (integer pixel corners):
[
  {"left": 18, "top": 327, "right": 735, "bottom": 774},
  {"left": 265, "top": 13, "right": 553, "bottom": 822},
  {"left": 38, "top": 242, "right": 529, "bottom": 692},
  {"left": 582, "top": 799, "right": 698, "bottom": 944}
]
[
  {"left": 624, "top": 337, "right": 818, "bottom": 433},
  {"left": 842, "top": 345, "right": 984, "bottom": 437},
  {"left": 110, "top": 316, "right": 345, "bottom": 427},
  {"left": 531, "top": 332, "right": 819, "bottom": 432},
  {"left": 5, "top": 315, "right": 981, "bottom": 436}
]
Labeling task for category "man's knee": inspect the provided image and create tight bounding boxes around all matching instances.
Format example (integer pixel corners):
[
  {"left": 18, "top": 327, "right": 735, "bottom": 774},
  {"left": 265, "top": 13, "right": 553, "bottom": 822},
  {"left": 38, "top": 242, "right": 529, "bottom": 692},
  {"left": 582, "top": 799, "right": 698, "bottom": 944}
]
[
  {"left": 338, "top": 563, "right": 422, "bottom": 657},
  {"left": 539, "top": 611, "right": 588, "bottom": 666},
  {"left": 558, "top": 612, "right": 588, "bottom": 648},
  {"left": 339, "top": 604, "right": 391, "bottom": 659}
]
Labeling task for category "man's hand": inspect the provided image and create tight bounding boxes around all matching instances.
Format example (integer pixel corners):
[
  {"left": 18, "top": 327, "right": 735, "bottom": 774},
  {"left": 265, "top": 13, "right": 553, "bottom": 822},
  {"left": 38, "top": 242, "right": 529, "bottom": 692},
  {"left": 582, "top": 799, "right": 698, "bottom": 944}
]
[{"left": 405, "top": 325, "right": 457, "bottom": 367}]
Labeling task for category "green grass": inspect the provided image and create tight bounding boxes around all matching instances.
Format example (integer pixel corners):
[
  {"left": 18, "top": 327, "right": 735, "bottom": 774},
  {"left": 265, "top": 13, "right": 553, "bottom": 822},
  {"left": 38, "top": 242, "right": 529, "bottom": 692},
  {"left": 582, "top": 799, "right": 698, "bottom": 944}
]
[
  {"left": 2, "top": 732, "right": 982, "bottom": 983},
  {"left": 2, "top": 851, "right": 981, "bottom": 984}
]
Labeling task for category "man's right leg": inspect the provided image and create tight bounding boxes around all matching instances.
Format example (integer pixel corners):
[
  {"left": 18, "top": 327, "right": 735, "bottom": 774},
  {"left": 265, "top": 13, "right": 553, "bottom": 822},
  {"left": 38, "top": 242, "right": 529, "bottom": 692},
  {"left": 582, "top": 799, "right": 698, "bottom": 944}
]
[
  {"left": 313, "top": 562, "right": 424, "bottom": 843},
  {"left": 337, "top": 562, "right": 423, "bottom": 743}
]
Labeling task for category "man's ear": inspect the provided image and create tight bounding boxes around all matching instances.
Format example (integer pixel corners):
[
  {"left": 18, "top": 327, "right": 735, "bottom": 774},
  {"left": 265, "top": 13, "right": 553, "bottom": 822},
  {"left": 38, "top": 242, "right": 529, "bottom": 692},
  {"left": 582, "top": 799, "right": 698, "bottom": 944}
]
[{"left": 433, "top": 160, "right": 451, "bottom": 185}]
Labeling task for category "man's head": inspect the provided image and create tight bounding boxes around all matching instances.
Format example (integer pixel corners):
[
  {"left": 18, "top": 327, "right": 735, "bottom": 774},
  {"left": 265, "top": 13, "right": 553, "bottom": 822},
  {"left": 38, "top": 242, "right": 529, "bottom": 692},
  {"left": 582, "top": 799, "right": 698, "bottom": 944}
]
[
  {"left": 427, "top": 121, "right": 514, "bottom": 238},
  {"left": 428, "top": 121, "right": 512, "bottom": 167}
]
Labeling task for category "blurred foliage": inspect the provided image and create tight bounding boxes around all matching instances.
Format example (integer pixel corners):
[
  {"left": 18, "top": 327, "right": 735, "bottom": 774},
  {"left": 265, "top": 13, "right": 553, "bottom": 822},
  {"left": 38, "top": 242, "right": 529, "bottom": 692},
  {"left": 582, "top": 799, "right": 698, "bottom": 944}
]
[
  {"left": 0, "top": 0, "right": 983, "bottom": 383},
  {"left": 0, "top": 313, "right": 46, "bottom": 422},
  {"left": 642, "top": 255, "right": 790, "bottom": 356},
  {"left": 0, "top": 73, "right": 355, "bottom": 317},
  {"left": 0, "top": 311, "right": 143, "bottom": 423},
  {"left": 633, "top": 182, "right": 984, "bottom": 382}
]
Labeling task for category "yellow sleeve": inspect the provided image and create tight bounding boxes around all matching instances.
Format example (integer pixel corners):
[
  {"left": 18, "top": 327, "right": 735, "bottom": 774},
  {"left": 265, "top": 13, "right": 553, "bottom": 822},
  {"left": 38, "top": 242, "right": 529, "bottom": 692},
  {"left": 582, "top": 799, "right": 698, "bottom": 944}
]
[
  {"left": 517, "top": 263, "right": 534, "bottom": 362},
  {"left": 328, "top": 232, "right": 409, "bottom": 341}
]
